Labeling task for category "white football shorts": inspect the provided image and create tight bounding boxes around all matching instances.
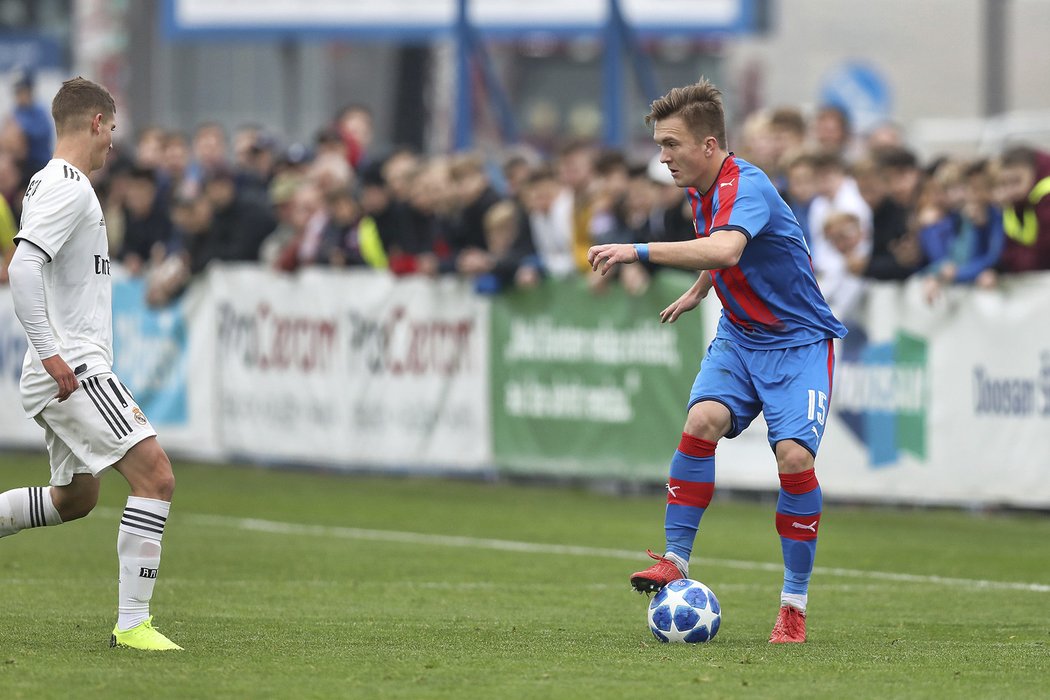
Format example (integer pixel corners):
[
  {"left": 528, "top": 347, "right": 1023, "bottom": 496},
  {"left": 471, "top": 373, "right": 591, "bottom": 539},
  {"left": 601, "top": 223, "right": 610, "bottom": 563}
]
[{"left": 34, "top": 371, "right": 157, "bottom": 486}]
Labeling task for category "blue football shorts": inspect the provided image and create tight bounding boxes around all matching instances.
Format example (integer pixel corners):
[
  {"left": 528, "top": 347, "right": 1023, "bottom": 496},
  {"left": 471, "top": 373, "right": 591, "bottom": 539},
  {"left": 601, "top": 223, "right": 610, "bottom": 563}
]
[{"left": 687, "top": 337, "right": 836, "bottom": 456}]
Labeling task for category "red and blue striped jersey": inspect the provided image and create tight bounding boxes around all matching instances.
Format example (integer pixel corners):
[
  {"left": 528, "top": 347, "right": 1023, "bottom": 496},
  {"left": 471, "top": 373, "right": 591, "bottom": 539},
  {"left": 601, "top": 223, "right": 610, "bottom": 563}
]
[{"left": 688, "top": 155, "right": 846, "bottom": 349}]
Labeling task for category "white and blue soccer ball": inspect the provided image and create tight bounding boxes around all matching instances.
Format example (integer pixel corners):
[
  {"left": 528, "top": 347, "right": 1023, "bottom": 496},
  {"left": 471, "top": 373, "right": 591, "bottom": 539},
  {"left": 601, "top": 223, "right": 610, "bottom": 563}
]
[{"left": 646, "top": 578, "right": 721, "bottom": 643}]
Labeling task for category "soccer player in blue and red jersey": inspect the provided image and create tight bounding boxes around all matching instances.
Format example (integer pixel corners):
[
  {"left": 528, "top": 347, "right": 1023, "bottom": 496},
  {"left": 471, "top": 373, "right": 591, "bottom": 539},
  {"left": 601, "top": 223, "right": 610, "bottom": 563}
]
[{"left": 588, "top": 78, "right": 846, "bottom": 644}]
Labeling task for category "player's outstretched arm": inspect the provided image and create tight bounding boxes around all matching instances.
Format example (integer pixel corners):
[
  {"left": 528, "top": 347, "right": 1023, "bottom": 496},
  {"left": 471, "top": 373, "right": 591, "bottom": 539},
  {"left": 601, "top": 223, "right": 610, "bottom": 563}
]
[
  {"left": 648, "top": 229, "right": 746, "bottom": 271},
  {"left": 660, "top": 271, "right": 712, "bottom": 324},
  {"left": 589, "top": 230, "right": 746, "bottom": 277}
]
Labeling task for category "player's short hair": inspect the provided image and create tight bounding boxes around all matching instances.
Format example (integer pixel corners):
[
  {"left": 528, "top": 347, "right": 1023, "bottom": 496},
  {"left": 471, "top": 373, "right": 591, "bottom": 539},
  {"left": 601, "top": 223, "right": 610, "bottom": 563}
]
[
  {"left": 645, "top": 77, "right": 727, "bottom": 148},
  {"left": 51, "top": 77, "right": 115, "bottom": 136}
]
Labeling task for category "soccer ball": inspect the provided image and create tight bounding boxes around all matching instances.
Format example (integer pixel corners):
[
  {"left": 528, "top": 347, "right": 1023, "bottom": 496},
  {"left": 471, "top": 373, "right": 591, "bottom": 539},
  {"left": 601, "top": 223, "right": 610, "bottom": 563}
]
[{"left": 646, "top": 578, "right": 721, "bottom": 643}]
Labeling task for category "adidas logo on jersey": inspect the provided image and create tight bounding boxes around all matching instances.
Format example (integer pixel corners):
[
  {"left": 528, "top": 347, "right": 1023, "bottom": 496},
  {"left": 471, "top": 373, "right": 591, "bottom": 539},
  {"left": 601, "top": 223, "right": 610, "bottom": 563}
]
[{"left": 62, "top": 164, "right": 81, "bottom": 181}]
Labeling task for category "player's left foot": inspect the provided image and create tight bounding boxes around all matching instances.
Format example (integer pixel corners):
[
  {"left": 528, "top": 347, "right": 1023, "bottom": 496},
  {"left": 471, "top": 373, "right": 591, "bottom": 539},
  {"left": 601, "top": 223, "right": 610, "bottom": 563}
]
[
  {"left": 768, "top": 605, "right": 806, "bottom": 643},
  {"left": 110, "top": 616, "right": 183, "bottom": 651}
]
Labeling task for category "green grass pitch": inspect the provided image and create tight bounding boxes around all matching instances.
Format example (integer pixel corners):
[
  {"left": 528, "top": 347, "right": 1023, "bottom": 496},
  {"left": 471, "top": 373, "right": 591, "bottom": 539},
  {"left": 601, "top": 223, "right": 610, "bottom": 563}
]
[{"left": 1, "top": 452, "right": 1048, "bottom": 699}]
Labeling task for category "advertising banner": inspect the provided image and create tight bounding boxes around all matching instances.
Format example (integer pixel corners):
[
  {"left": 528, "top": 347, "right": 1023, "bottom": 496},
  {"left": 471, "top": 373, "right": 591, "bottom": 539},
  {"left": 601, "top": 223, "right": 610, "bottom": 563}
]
[
  {"left": 490, "top": 271, "right": 705, "bottom": 478},
  {"left": 815, "top": 277, "right": 1050, "bottom": 507},
  {"left": 2, "top": 268, "right": 1048, "bottom": 507},
  {"left": 210, "top": 267, "right": 490, "bottom": 470}
]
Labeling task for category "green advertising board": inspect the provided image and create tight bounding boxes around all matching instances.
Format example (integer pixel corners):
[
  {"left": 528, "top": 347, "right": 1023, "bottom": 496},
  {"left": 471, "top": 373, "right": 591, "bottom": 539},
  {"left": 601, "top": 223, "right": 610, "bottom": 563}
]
[{"left": 490, "top": 271, "right": 706, "bottom": 479}]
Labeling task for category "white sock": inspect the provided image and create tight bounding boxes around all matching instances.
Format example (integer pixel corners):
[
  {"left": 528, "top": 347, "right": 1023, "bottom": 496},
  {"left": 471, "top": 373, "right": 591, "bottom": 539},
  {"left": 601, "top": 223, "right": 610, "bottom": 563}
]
[
  {"left": 0, "top": 486, "right": 62, "bottom": 537},
  {"left": 664, "top": 551, "right": 689, "bottom": 578},
  {"left": 781, "top": 592, "right": 808, "bottom": 613},
  {"left": 117, "top": 496, "right": 170, "bottom": 631}
]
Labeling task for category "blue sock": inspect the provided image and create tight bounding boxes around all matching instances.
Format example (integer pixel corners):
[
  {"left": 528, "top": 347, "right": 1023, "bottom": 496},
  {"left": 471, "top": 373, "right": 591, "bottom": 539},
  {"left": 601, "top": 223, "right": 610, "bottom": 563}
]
[
  {"left": 664, "top": 433, "right": 716, "bottom": 561},
  {"left": 775, "top": 470, "right": 822, "bottom": 597}
]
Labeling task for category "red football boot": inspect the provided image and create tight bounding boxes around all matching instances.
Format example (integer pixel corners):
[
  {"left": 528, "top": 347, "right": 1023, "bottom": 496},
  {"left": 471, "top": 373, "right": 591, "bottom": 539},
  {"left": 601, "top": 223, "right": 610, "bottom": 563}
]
[
  {"left": 629, "top": 549, "right": 685, "bottom": 593},
  {"left": 768, "top": 605, "right": 807, "bottom": 643}
]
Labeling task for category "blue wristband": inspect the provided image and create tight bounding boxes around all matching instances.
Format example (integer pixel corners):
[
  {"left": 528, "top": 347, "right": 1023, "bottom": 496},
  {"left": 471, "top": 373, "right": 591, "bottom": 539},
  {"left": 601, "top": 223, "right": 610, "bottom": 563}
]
[{"left": 633, "top": 243, "right": 649, "bottom": 262}]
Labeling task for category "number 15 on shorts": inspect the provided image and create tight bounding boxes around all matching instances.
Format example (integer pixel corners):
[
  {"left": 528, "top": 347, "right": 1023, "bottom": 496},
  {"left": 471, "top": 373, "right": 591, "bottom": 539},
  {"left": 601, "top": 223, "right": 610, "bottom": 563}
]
[{"left": 807, "top": 389, "right": 827, "bottom": 426}]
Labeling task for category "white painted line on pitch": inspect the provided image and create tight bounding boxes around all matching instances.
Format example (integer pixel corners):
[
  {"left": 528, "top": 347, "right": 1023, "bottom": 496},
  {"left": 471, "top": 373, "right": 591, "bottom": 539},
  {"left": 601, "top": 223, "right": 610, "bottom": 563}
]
[{"left": 141, "top": 509, "right": 1049, "bottom": 594}]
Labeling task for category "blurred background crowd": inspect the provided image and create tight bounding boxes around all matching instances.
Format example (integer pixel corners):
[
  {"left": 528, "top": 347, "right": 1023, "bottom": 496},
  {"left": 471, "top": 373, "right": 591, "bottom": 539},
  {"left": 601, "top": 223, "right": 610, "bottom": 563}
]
[{"left": 1, "top": 66, "right": 1049, "bottom": 323}]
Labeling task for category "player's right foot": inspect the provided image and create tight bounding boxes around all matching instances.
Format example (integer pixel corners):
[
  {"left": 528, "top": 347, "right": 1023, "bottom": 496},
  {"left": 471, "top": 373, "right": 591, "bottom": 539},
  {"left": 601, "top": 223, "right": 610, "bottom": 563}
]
[
  {"left": 109, "top": 616, "right": 183, "bottom": 651},
  {"left": 768, "top": 605, "right": 807, "bottom": 643},
  {"left": 630, "top": 549, "right": 686, "bottom": 593}
]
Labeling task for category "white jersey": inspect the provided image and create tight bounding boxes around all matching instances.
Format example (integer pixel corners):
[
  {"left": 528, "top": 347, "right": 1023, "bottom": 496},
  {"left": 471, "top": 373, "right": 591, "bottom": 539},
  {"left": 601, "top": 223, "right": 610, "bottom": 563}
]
[{"left": 15, "top": 158, "right": 113, "bottom": 416}]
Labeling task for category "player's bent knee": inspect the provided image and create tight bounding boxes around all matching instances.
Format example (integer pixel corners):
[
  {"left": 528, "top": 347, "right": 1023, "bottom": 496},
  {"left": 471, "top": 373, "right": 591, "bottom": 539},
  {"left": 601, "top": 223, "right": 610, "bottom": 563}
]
[
  {"left": 775, "top": 439, "right": 815, "bottom": 474},
  {"left": 684, "top": 402, "right": 732, "bottom": 441},
  {"left": 115, "top": 439, "right": 176, "bottom": 501}
]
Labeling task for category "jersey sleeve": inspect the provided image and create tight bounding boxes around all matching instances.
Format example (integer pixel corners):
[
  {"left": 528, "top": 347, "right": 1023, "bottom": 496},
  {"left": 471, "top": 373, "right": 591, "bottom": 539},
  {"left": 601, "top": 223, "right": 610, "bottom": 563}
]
[
  {"left": 15, "top": 178, "right": 89, "bottom": 260},
  {"left": 711, "top": 181, "right": 771, "bottom": 240}
]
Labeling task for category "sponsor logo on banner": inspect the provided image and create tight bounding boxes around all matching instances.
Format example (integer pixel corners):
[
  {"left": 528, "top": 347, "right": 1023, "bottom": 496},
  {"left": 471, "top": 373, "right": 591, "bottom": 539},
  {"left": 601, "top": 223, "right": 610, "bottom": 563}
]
[
  {"left": 217, "top": 302, "right": 338, "bottom": 372},
  {"left": 210, "top": 270, "right": 490, "bottom": 468},
  {"left": 112, "top": 279, "right": 188, "bottom": 426},
  {"left": 972, "top": 351, "right": 1050, "bottom": 418},
  {"left": 347, "top": 306, "right": 475, "bottom": 376},
  {"left": 489, "top": 273, "right": 703, "bottom": 477},
  {"left": 835, "top": 330, "right": 928, "bottom": 468}
]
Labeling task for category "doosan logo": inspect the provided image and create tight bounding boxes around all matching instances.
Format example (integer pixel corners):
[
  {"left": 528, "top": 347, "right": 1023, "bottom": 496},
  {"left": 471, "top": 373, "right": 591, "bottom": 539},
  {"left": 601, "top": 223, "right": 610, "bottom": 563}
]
[
  {"left": 836, "top": 331, "right": 928, "bottom": 468},
  {"left": 972, "top": 352, "right": 1050, "bottom": 417}
]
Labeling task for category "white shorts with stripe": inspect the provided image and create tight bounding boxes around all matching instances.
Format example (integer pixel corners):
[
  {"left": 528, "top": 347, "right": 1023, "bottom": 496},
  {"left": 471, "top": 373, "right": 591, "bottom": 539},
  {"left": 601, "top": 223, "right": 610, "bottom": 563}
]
[{"left": 34, "top": 371, "right": 157, "bottom": 486}]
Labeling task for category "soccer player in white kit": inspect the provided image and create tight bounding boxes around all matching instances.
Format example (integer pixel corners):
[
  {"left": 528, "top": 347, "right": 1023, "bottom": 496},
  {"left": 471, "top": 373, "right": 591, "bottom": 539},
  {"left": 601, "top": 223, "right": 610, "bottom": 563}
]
[{"left": 0, "top": 77, "right": 181, "bottom": 651}]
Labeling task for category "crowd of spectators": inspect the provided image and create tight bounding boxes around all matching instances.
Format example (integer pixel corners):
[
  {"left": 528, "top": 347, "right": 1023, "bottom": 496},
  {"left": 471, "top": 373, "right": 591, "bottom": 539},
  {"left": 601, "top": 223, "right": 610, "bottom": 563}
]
[{"left": 2, "top": 75, "right": 1050, "bottom": 319}]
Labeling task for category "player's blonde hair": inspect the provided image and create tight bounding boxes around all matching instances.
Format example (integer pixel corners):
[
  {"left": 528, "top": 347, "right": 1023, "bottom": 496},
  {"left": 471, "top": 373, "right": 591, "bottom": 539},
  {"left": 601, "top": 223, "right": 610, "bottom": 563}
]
[
  {"left": 51, "top": 77, "right": 116, "bottom": 136},
  {"left": 645, "top": 77, "right": 727, "bottom": 148}
]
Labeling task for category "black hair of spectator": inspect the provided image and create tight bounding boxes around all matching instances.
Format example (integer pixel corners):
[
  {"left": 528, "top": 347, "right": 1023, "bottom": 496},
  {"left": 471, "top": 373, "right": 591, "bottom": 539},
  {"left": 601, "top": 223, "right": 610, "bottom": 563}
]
[
  {"left": 204, "top": 165, "right": 236, "bottom": 184},
  {"left": 524, "top": 164, "right": 558, "bottom": 185},
  {"left": 876, "top": 146, "right": 919, "bottom": 171},
  {"left": 817, "top": 103, "right": 851, "bottom": 133},
  {"left": 811, "top": 150, "right": 846, "bottom": 171},
  {"left": 770, "top": 106, "right": 807, "bottom": 136},
  {"left": 923, "top": 155, "right": 949, "bottom": 178},
  {"left": 315, "top": 127, "right": 342, "bottom": 147},
  {"left": 324, "top": 186, "right": 358, "bottom": 206},
  {"left": 335, "top": 102, "right": 373, "bottom": 122},
  {"left": 1001, "top": 145, "right": 1038, "bottom": 169},
  {"left": 557, "top": 138, "right": 595, "bottom": 158},
  {"left": 627, "top": 163, "right": 650, "bottom": 179},
  {"left": 359, "top": 161, "right": 386, "bottom": 188},
  {"left": 127, "top": 165, "right": 157, "bottom": 184},
  {"left": 250, "top": 131, "right": 281, "bottom": 154},
  {"left": 964, "top": 159, "right": 990, "bottom": 179},
  {"left": 594, "top": 149, "right": 628, "bottom": 176},
  {"left": 12, "top": 65, "right": 34, "bottom": 91}
]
